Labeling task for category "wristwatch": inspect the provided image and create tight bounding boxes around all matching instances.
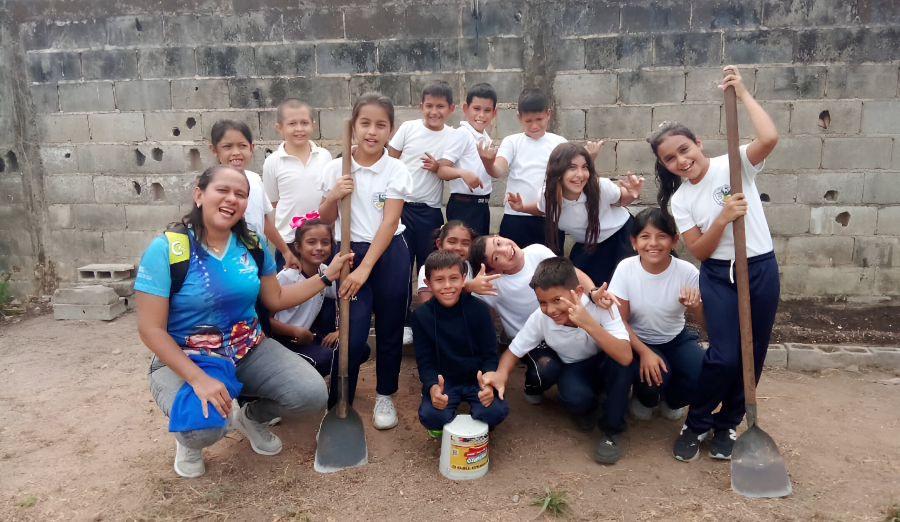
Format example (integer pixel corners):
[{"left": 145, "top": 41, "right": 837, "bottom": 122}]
[
  {"left": 588, "top": 286, "right": 601, "bottom": 303},
  {"left": 319, "top": 272, "right": 333, "bottom": 286}
]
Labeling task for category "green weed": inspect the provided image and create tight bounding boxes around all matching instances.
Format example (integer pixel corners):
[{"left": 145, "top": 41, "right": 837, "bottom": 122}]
[
  {"left": 883, "top": 497, "right": 900, "bottom": 522},
  {"left": 15, "top": 495, "right": 38, "bottom": 508},
  {"left": 532, "top": 487, "right": 570, "bottom": 518}
]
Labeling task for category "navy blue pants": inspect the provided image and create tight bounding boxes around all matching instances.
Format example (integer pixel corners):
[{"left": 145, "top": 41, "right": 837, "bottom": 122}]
[
  {"left": 328, "top": 235, "right": 411, "bottom": 408},
  {"left": 499, "top": 214, "right": 546, "bottom": 249},
  {"left": 418, "top": 378, "right": 509, "bottom": 430},
  {"left": 631, "top": 327, "right": 706, "bottom": 410},
  {"left": 523, "top": 345, "right": 631, "bottom": 434},
  {"left": 686, "top": 251, "right": 780, "bottom": 433},
  {"left": 570, "top": 215, "right": 636, "bottom": 286},
  {"left": 401, "top": 203, "right": 444, "bottom": 272},
  {"left": 446, "top": 194, "right": 491, "bottom": 237},
  {"left": 272, "top": 298, "right": 337, "bottom": 378}
]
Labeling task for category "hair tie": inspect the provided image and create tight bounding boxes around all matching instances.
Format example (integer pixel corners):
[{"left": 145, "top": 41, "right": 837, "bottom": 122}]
[{"left": 290, "top": 210, "right": 320, "bottom": 229}]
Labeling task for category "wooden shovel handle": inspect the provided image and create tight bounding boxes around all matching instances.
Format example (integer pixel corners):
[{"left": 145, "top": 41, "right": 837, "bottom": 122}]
[
  {"left": 723, "top": 67, "right": 758, "bottom": 414},
  {"left": 337, "top": 119, "right": 352, "bottom": 416}
]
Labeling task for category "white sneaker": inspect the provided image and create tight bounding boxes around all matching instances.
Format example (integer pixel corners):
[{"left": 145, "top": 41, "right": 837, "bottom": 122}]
[
  {"left": 174, "top": 440, "right": 205, "bottom": 478},
  {"left": 233, "top": 404, "right": 283, "bottom": 455},
  {"left": 402, "top": 327, "right": 414, "bottom": 345},
  {"left": 373, "top": 395, "right": 398, "bottom": 429},
  {"left": 628, "top": 397, "right": 653, "bottom": 421},
  {"left": 660, "top": 400, "right": 685, "bottom": 421}
]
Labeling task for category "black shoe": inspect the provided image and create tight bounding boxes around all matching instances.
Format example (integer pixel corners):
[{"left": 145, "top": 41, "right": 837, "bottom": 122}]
[
  {"left": 709, "top": 428, "right": 737, "bottom": 460},
  {"left": 572, "top": 404, "right": 600, "bottom": 432},
  {"left": 672, "top": 424, "right": 708, "bottom": 462},
  {"left": 524, "top": 391, "right": 543, "bottom": 404},
  {"left": 593, "top": 431, "right": 622, "bottom": 464}
]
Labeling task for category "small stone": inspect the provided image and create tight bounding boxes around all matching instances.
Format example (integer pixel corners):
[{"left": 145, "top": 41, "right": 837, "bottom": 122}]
[
  {"left": 101, "top": 363, "right": 109, "bottom": 369},
  {"left": 34, "top": 307, "right": 41, "bottom": 313},
  {"left": 112, "top": 348, "right": 122, "bottom": 355},
  {"left": 10, "top": 299, "right": 21, "bottom": 306},
  {"left": 845, "top": 365, "right": 859, "bottom": 372},
  {"left": 512, "top": 494, "right": 520, "bottom": 503}
]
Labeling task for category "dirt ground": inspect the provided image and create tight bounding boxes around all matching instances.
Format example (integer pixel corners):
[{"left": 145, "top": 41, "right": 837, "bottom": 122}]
[{"left": 2, "top": 312, "right": 900, "bottom": 522}]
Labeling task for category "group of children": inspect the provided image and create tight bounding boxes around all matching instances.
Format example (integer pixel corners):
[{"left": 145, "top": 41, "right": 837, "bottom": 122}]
[{"left": 199, "top": 65, "right": 781, "bottom": 467}]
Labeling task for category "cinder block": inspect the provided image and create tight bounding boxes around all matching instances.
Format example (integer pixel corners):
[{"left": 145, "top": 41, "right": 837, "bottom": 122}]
[
  {"left": 721, "top": 101, "right": 791, "bottom": 139},
  {"left": 283, "top": 9, "right": 344, "bottom": 41},
  {"left": 876, "top": 206, "right": 900, "bottom": 235},
  {"left": 772, "top": 235, "right": 788, "bottom": 263},
  {"left": 27, "top": 51, "right": 81, "bottom": 83},
  {"left": 31, "top": 84, "right": 59, "bottom": 113},
  {"left": 28, "top": 19, "right": 107, "bottom": 50},
  {"left": 77, "top": 263, "right": 134, "bottom": 281},
  {"left": 693, "top": 0, "right": 761, "bottom": 30},
  {"left": 854, "top": 237, "right": 900, "bottom": 268},
  {"left": 53, "top": 285, "right": 119, "bottom": 305},
  {"left": 653, "top": 32, "right": 723, "bottom": 67},
  {"left": 89, "top": 113, "right": 146, "bottom": 142},
  {"left": 653, "top": 104, "right": 721, "bottom": 137},
  {"left": 39, "top": 147, "right": 79, "bottom": 175},
  {"left": 828, "top": 65, "right": 899, "bottom": 101},
  {"left": 461, "top": 0, "right": 525, "bottom": 37},
  {"left": 780, "top": 266, "right": 876, "bottom": 296},
  {"left": 199, "top": 112, "right": 260, "bottom": 141},
  {"left": 92, "top": 175, "right": 148, "bottom": 204},
  {"left": 562, "top": 2, "right": 620, "bottom": 35},
  {"left": 72, "top": 204, "right": 127, "bottom": 230},
  {"left": 865, "top": 27, "right": 900, "bottom": 62},
  {"left": 797, "top": 172, "right": 865, "bottom": 204},
  {"left": 755, "top": 173, "right": 798, "bottom": 204},
  {"left": 495, "top": 109, "right": 519, "bottom": 138},
  {"left": 229, "top": 78, "right": 290, "bottom": 109},
  {"left": 862, "top": 100, "right": 900, "bottom": 135},
  {"left": 108, "top": 15, "right": 164, "bottom": 47},
  {"left": 764, "top": 204, "right": 810, "bottom": 235},
  {"left": 171, "top": 79, "right": 231, "bottom": 109},
  {"left": 45, "top": 230, "right": 104, "bottom": 264},
  {"left": 377, "top": 41, "right": 439, "bottom": 73},
  {"left": 791, "top": 100, "right": 862, "bottom": 135},
  {"left": 586, "top": 106, "right": 651, "bottom": 140},
  {"left": 81, "top": 145, "right": 185, "bottom": 174},
  {"left": 39, "top": 114, "right": 90, "bottom": 143},
  {"left": 115, "top": 80, "right": 172, "bottom": 111},
  {"left": 618, "top": 70, "right": 684, "bottom": 105},
  {"left": 146, "top": 173, "right": 202, "bottom": 205},
  {"left": 345, "top": 5, "right": 405, "bottom": 40},
  {"left": 554, "top": 110, "right": 586, "bottom": 140},
  {"left": 441, "top": 38, "right": 489, "bottom": 71},
  {"left": 556, "top": 39, "right": 586, "bottom": 71},
  {"left": 59, "top": 82, "right": 116, "bottom": 112},
  {"left": 699, "top": 138, "right": 729, "bottom": 158},
  {"left": 125, "top": 205, "right": 183, "bottom": 230},
  {"left": 258, "top": 111, "right": 284, "bottom": 142},
  {"left": 621, "top": 2, "right": 690, "bottom": 33},
  {"left": 163, "top": 14, "right": 223, "bottom": 46},
  {"left": 465, "top": 72, "right": 523, "bottom": 104},
  {"left": 585, "top": 35, "right": 653, "bottom": 71},
  {"left": 144, "top": 112, "right": 203, "bottom": 141},
  {"left": 786, "top": 236, "right": 854, "bottom": 266},
  {"left": 822, "top": 137, "right": 892, "bottom": 170},
  {"left": 863, "top": 172, "right": 900, "bottom": 204},
  {"left": 875, "top": 268, "right": 900, "bottom": 295},
  {"left": 858, "top": 0, "right": 900, "bottom": 25},
  {"left": 81, "top": 49, "right": 137, "bottom": 81},
  {"left": 685, "top": 67, "right": 734, "bottom": 102},
  {"left": 53, "top": 299, "right": 126, "bottom": 321},
  {"left": 615, "top": 140, "right": 656, "bottom": 175},
  {"left": 350, "top": 76, "right": 411, "bottom": 107},
  {"left": 763, "top": 344, "right": 787, "bottom": 368},
  {"left": 762, "top": 0, "right": 855, "bottom": 28},
  {"left": 755, "top": 66, "right": 826, "bottom": 100},
  {"left": 138, "top": 47, "right": 196, "bottom": 79},
  {"left": 48, "top": 204, "right": 74, "bottom": 229},
  {"left": 316, "top": 42, "right": 376, "bottom": 75},
  {"left": 407, "top": 4, "right": 461, "bottom": 39},
  {"left": 197, "top": 46, "right": 255, "bottom": 77},
  {"left": 765, "top": 137, "right": 822, "bottom": 171},
  {"left": 60, "top": 277, "right": 135, "bottom": 297},
  {"left": 869, "top": 347, "right": 900, "bottom": 368},
  {"left": 491, "top": 37, "right": 524, "bottom": 70},
  {"left": 591, "top": 141, "right": 616, "bottom": 173},
  {"left": 786, "top": 343, "right": 873, "bottom": 372},
  {"left": 318, "top": 110, "right": 353, "bottom": 140},
  {"left": 554, "top": 73, "right": 617, "bottom": 107},
  {"left": 222, "top": 12, "right": 283, "bottom": 43},
  {"left": 255, "top": 44, "right": 315, "bottom": 77},
  {"left": 102, "top": 230, "right": 158, "bottom": 257},
  {"left": 810, "top": 205, "right": 877, "bottom": 236},
  {"left": 44, "top": 175, "right": 95, "bottom": 204}
]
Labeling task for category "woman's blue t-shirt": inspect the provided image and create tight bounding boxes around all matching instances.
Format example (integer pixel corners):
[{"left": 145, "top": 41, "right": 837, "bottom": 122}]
[{"left": 135, "top": 231, "right": 276, "bottom": 362}]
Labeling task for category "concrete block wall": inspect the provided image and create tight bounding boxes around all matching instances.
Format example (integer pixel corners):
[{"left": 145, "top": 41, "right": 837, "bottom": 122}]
[{"left": 0, "top": 0, "right": 899, "bottom": 298}]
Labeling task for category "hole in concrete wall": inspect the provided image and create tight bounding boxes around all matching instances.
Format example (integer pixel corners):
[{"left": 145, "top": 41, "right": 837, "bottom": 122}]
[
  {"left": 817, "top": 110, "right": 830, "bottom": 129},
  {"left": 152, "top": 148, "right": 163, "bottom": 162},
  {"left": 151, "top": 182, "right": 164, "bottom": 201},
  {"left": 0, "top": 157, "right": 4, "bottom": 173},
  {"left": 265, "top": 148, "right": 273, "bottom": 157},
  {"left": 760, "top": 193, "right": 770, "bottom": 202},
  {"left": 6, "top": 152, "right": 18, "bottom": 172},
  {"left": 824, "top": 190, "right": 838, "bottom": 201},
  {"left": 64, "top": 152, "right": 71, "bottom": 158},
  {"left": 835, "top": 211, "right": 851, "bottom": 227},
  {"left": 132, "top": 181, "right": 142, "bottom": 195},
  {"left": 514, "top": 11, "right": 522, "bottom": 21},
  {"left": 252, "top": 90, "right": 260, "bottom": 100},
  {"left": 172, "top": 127, "right": 181, "bottom": 137},
  {"left": 135, "top": 18, "right": 142, "bottom": 31},
  {"left": 194, "top": 86, "right": 199, "bottom": 91},
  {"left": 186, "top": 117, "right": 197, "bottom": 129},
  {"left": 135, "top": 149, "right": 146, "bottom": 166},
  {"left": 189, "top": 148, "right": 203, "bottom": 171}
]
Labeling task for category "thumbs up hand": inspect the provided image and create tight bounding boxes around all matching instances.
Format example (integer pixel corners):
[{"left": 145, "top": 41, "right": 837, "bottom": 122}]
[
  {"left": 476, "top": 371, "right": 494, "bottom": 407},
  {"left": 430, "top": 375, "right": 449, "bottom": 410}
]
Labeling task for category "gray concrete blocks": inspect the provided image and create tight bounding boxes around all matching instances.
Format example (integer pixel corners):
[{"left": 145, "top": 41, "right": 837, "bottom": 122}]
[
  {"left": 491, "top": 37, "right": 525, "bottom": 70},
  {"left": 444, "top": 38, "right": 490, "bottom": 71},
  {"left": 861, "top": 100, "right": 900, "bottom": 134},
  {"left": 562, "top": 2, "right": 619, "bottom": 35},
  {"left": 653, "top": 104, "right": 722, "bottom": 137},
  {"left": 164, "top": 14, "right": 223, "bottom": 46},
  {"left": 685, "top": 67, "right": 732, "bottom": 102},
  {"left": 866, "top": 27, "right": 900, "bottom": 62},
  {"left": 786, "top": 235, "right": 854, "bottom": 266},
  {"left": 115, "top": 80, "right": 172, "bottom": 111},
  {"left": 72, "top": 204, "right": 127, "bottom": 230},
  {"left": 316, "top": 42, "right": 377, "bottom": 75},
  {"left": 287, "top": 77, "right": 350, "bottom": 110},
  {"left": 81, "top": 49, "right": 138, "bottom": 81},
  {"left": 875, "top": 267, "right": 900, "bottom": 295},
  {"left": 556, "top": 39, "right": 586, "bottom": 71},
  {"left": 876, "top": 206, "right": 900, "bottom": 236},
  {"left": 780, "top": 266, "right": 876, "bottom": 296},
  {"left": 92, "top": 175, "right": 148, "bottom": 204},
  {"left": 229, "top": 78, "right": 290, "bottom": 109},
  {"left": 48, "top": 204, "right": 73, "bottom": 229},
  {"left": 88, "top": 113, "right": 146, "bottom": 142},
  {"left": 124, "top": 205, "right": 183, "bottom": 230},
  {"left": 586, "top": 106, "right": 651, "bottom": 140},
  {"left": 222, "top": 12, "right": 283, "bottom": 43},
  {"left": 764, "top": 204, "right": 811, "bottom": 235},
  {"left": 822, "top": 137, "right": 892, "bottom": 169},
  {"left": 53, "top": 298, "right": 126, "bottom": 321},
  {"left": 618, "top": 70, "right": 685, "bottom": 105},
  {"left": 255, "top": 44, "right": 315, "bottom": 77},
  {"left": 762, "top": 0, "right": 855, "bottom": 28},
  {"left": 794, "top": 28, "right": 868, "bottom": 63},
  {"left": 853, "top": 236, "right": 900, "bottom": 268},
  {"left": 756, "top": 66, "right": 826, "bottom": 100},
  {"left": 45, "top": 230, "right": 105, "bottom": 265},
  {"left": 554, "top": 73, "right": 617, "bottom": 107},
  {"left": 318, "top": 109, "right": 353, "bottom": 140},
  {"left": 283, "top": 9, "right": 344, "bottom": 41},
  {"left": 53, "top": 285, "right": 120, "bottom": 305},
  {"left": 199, "top": 111, "right": 260, "bottom": 140},
  {"left": 108, "top": 15, "right": 164, "bottom": 47},
  {"left": 796, "top": 172, "right": 865, "bottom": 204},
  {"left": 406, "top": 4, "right": 461, "bottom": 39},
  {"left": 138, "top": 47, "right": 196, "bottom": 79},
  {"left": 791, "top": 100, "right": 862, "bottom": 135},
  {"left": 257, "top": 111, "right": 284, "bottom": 141},
  {"left": 59, "top": 82, "right": 116, "bottom": 112},
  {"left": 693, "top": 0, "right": 761, "bottom": 30},
  {"left": 494, "top": 109, "right": 519, "bottom": 139},
  {"left": 144, "top": 112, "right": 203, "bottom": 142},
  {"left": 464, "top": 72, "right": 523, "bottom": 104},
  {"left": 81, "top": 145, "right": 185, "bottom": 175},
  {"left": 862, "top": 172, "right": 900, "bottom": 204},
  {"left": 810, "top": 205, "right": 877, "bottom": 236},
  {"left": 554, "top": 110, "right": 586, "bottom": 141},
  {"left": 77, "top": 263, "right": 134, "bottom": 281},
  {"left": 764, "top": 344, "right": 787, "bottom": 368},
  {"left": 43, "top": 175, "right": 95, "bottom": 205},
  {"left": 26, "top": 19, "right": 108, "bottom": 51},
  {"left": 827, "top": 65, "right": 899, "bottom": 100},
  {"left": 764, "top": 137, "right": 823, "bottom": 171},
  {"left": 621, "top": 2, "right": 690, "bottom": 33},
  {"left": 784, "top": 344, "right": 889, "bottom": 372},
  {"left": 196, "top": 46, "right": 255, "bottom": 77},
  {"left": 39, "top": 114, "right": 90, "bottom": 143},
  {"left": 615, "top": 140, "right": 657, "bottom": 175},
  {"left": 724, "top": 101, "right": 791, "bottom": 139},
  {"left": 102, "top": 230, "right": 157, "bottom": 257},
  {"left": 755, "top": 173, "right": 798, "bottom": 204},
  {"left": 27, "top": 51, "right": 81, "bottom": 83},
  {"left": 39, "top": 147, "right": 79, "bottom": 175},
  {"left": 351, "top": 76, "right": 411, "bottom": 107},
  {"left": 171, "top": 79, "right": 231, "bottom": 109},
  {"left": 31, "top": 84, "right": 60, "bottom": 113},
  {"left": 461, "top": 0, "right": 525, "bottom": 37},
  {"left": 60, "top": 277, "right": 135, "bottom": 298},
  {"left": 585, "top": 35, "right": 652, "bottom": 71},
  {"left": 653, "top": 32, "right": 723, "bottom": 67},
  {"left": 345, "top": 5, "right": 406, "bottom": 40},
  {"left": 378, "top": 41, "right": 439, "bottom": 73}
]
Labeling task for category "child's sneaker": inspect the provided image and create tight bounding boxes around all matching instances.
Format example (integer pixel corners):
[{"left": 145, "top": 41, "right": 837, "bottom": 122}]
[
  {"left": 593, "top": 431, "right": 622, "bottom": 464},
  {"left": 373, "top": 395, "right": 398, "bottom": 429},
  {"left": 659, "top": 400, "right": 685, "bottom": 421},
  {"left": 427, "top": 429, "right": 443, "bottom": 438},
  {"left": 174, "top": 440, "right": 205, "bottom": 478},
  {"left": 234, "top": 404, "right": 283, "bottom": 455},
  {"left": 403, "top": 326, "right": 414, "bottom": 345},
  {"left": 709, "top": 428, "right": 737, "bottom": 460},
  {"left": 524, "top": 391, "right": 543, "bottom": 405},
  {"left": 672, "top": 424, "right": 708, "bottom": 462},
  {"left": 628, "top": 397, "right": 653, "bottom": 421}
]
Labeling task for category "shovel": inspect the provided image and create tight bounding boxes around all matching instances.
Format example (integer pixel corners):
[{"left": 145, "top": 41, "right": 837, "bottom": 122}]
[
  {"left": 722, "top": 67, "right": 791, "bottom": 498},
  {"left": 314, "top": 119, "right": 368, "bottom": 473}
]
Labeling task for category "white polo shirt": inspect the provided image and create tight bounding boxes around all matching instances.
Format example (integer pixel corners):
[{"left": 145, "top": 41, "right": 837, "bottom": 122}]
[
  {"left": 388, "top": 119, "right": 453, "bottom": 208},
  {"left": 509, "top": 294, "right": 630, "bottom": 364},
  {"left": 244, "top": 169, "right": 273, "bottom": 239},
  {"left": 416, "top": 260, "right": 473, "bottom": 291},
  {"left": 442, "top": 122, "right": 493, "bottom": 197},
  {"left": 608, "top": 256, "right": 700, "bottom": 345},
  {"left": 273, "top": 266, "right": 338, "bottom": 330},
  {"left": 497, "top": 132, "right": 568, "bottom": 216},
  {"left": 537, "top": 177, "right": 630, "bottom": 244},
  {"left": 317, "top": 150, "right": 412, "bottom": 243},
  {"left": 262, "top": 141, "right": 333, "bottom": 244}
]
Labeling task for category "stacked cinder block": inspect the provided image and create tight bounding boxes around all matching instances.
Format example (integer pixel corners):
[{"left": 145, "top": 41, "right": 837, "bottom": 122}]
[{"left": 52, "top": 264, "right": 134, "bottom": 320}]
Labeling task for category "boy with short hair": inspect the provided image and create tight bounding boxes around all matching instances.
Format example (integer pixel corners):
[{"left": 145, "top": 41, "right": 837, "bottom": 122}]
[
  {"left": 436, "top": 83, "right": 499, "bottom": 236},
  {"left": 412, "top": 250, "right": 508, "bottom": 436},
  {"left": 263, "top": 98, "right": 333, "bottom": 272},
  {"left": 479, "top": 89, "right": 567, "bottom": 248},
  {"left": 483, "top": 257, "right": 633, "bottom": 464}
]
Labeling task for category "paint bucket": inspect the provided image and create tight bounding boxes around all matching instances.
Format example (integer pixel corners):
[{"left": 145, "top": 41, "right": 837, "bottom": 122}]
[{"left": 439, "top": 415, "right": 489, "bottom": 480}]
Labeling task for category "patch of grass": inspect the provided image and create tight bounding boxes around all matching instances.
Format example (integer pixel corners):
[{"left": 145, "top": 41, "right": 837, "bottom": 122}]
[
  {"left": 532, "top": 487, "right": 570, "bottom": 519},
  {"left": 0, "top": 272, "right": 10, "bottom": 306},
  {"left": 15, "top": 495, "right": 38, "bottom": 508},
  {"left": 882, "top": 497, "right": 900, "bottom": 522}
]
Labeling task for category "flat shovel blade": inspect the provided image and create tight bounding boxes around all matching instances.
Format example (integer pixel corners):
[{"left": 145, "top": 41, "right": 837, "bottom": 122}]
[
  {"left": 731, "top": 424, "right": 792, "bottom": 498},
  {"left": 314, "top": 405, "right": 368, "bottom": 473}
]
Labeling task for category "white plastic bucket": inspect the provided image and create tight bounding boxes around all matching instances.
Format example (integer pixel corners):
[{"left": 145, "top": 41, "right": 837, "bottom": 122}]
[{"left": 439, "top": 414, "right": 489, "bottom": 480}]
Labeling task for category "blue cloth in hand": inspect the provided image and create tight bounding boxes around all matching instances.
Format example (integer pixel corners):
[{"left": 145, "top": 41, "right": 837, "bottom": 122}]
[{"left": 168, "top": 355, "right": 243, "bottom": 432}]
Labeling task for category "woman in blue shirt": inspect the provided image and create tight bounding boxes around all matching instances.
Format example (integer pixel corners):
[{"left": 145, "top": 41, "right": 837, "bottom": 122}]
[{"left": 136, "top": 165, "right": 352, "bottom": 478}]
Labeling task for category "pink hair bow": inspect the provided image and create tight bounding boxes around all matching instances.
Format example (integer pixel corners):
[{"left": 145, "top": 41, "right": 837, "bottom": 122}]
[{"left": 290, "top": 210, "right": 320, "bottom": 228}]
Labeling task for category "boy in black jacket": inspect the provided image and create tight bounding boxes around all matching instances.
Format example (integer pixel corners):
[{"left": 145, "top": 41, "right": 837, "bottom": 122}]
[{"left": 412, "top": 250, "right": 509, "bottom": 436}]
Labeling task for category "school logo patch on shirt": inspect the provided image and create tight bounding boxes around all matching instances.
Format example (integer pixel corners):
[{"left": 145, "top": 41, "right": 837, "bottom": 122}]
[
  {"left": 238, "top": 252, "right": 255, "bottom": 274},
  {"left": 372, "top": 192, "right": 386, "bottom": 210},
  {"left": 713, "top": 185, "right": 731, "bottom": 206}
]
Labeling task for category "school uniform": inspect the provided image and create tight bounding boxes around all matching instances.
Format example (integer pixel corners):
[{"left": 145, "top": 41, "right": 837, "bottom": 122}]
[
  {"left": 537, "top": 177, "right": 635, "bottom": 285},
  {"left": 608, "top": 256, "right": 706, "bottom": 409},
  {"left": 244, "top": 170, "right": 273, "bottom": 239},
  {"left": 671, "top": 144, "right": 779, "bottom": 434},
  {"left": 509, "top": 295, "right": 632, "bottom": 434},
  {"left": 389, "top": 119, "right": 453, "bottom": 272},
  {"left": 318, "top": 150, "right": 413, "bottom": 408},
  {"left": 416, "top": 261, "right": 473, "bottom": 294},
  {"left": 497, "top": 132, "right": 567, "bottom": 248},
  {"left": 443, "top": 122, "right": 494, "bottom": 236},
  {"left": 272, "top": 266, "right": 338, "bottom": 377}
]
